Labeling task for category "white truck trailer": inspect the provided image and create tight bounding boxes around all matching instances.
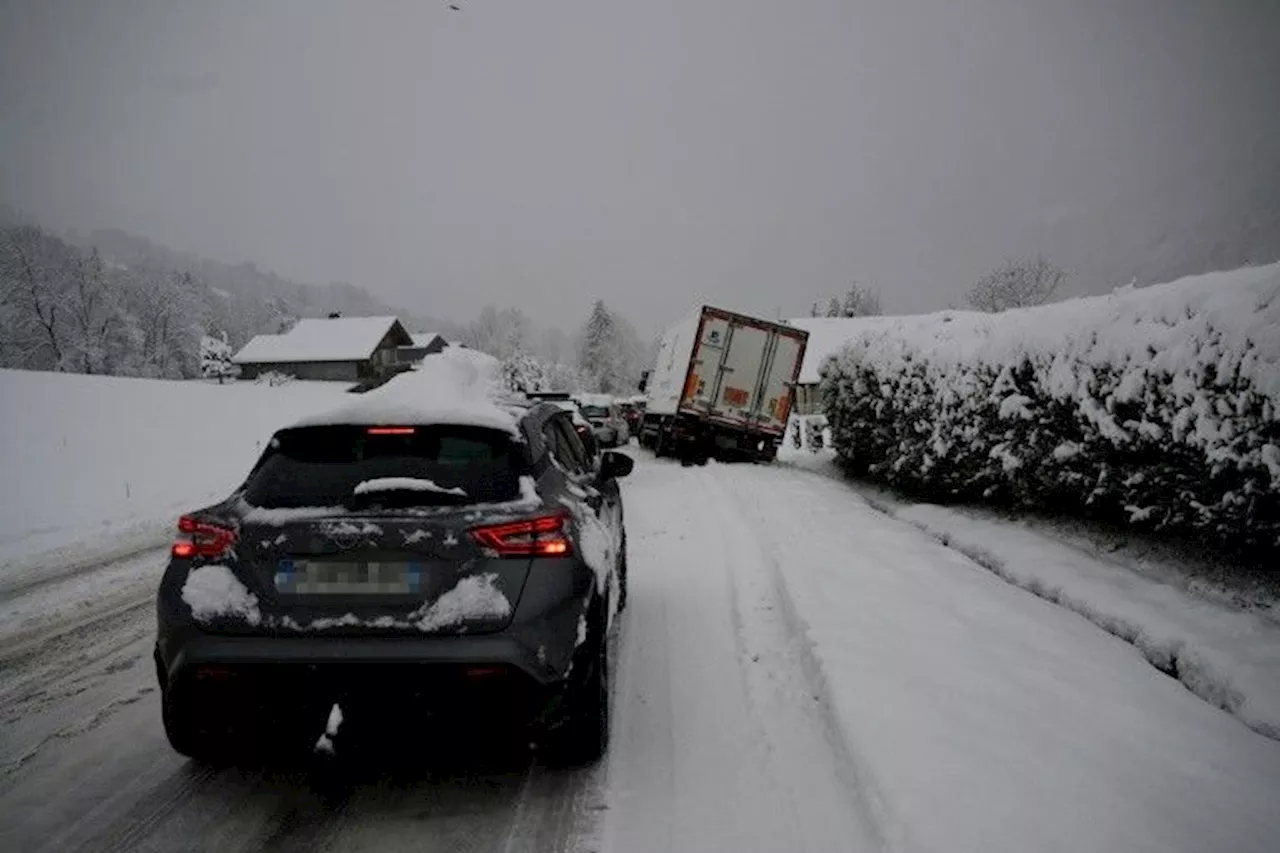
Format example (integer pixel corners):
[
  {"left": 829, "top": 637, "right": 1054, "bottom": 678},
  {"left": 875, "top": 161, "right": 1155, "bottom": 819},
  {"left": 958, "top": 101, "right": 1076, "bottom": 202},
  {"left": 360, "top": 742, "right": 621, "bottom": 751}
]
[{"left": 637, "top": 306, "right": 808, "bottom": 463}]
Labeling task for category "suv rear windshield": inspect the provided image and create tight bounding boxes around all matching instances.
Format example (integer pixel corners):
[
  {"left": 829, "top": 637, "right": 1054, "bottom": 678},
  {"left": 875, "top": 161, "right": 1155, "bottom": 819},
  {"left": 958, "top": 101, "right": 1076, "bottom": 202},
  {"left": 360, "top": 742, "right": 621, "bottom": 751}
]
[
  {"left": 580, "top": 405, "right": 609, "bottom": 419},
  {"left": 242, "top": 425, "right": 524, "bottom": 509}
]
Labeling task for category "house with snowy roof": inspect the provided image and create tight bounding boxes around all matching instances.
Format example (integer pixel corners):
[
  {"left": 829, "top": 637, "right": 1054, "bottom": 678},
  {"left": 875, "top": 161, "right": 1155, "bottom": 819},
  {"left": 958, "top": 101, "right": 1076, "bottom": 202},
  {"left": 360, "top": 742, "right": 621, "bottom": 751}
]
[
  {"left": 785, "top": 316, "right": 884, "bottom": 414},
  {"left": 394, "top": 331, "right": 449, "bottom": 365},
  {"left": 233, "top": 315, "right": 418, "bottom": 382}
]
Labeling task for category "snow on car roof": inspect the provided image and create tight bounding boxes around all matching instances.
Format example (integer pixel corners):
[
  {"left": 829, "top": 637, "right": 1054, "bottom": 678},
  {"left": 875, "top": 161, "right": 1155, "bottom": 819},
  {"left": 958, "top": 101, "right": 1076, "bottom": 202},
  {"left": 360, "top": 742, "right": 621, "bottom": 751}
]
[
  {"left": 550, "top": 399, "right": 593, "bottom": 427},
  {"left": 288, "top": 348, "right": 523, "bottom": 434},
  {"left": 233, "top": 316, "right": 406, "bottom": 364}
]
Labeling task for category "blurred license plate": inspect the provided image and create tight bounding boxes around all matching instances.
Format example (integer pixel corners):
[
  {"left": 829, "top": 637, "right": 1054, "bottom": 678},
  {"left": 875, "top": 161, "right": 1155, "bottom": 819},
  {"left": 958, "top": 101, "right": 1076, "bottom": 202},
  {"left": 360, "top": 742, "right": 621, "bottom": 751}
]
[{"left": 275, "top": 560, "right": 422, "bottom": 594}]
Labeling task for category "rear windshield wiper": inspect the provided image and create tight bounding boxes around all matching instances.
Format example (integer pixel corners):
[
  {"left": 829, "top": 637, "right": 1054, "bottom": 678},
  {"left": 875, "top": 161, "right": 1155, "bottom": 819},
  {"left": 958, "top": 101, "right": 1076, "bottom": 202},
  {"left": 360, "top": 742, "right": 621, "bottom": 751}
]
[
  {"left": 346, "top": 478, "right": 472, "bottom": 511},
  {"left": 353, "top": 477, "right": 468, "bottom": 499}
]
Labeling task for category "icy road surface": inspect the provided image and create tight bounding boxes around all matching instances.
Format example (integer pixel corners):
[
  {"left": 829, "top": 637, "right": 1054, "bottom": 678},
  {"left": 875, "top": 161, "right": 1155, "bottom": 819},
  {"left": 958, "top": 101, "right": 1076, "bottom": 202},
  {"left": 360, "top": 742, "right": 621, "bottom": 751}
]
[{"left": 2, "top": 453, "right": 1279, "bottom": 852}]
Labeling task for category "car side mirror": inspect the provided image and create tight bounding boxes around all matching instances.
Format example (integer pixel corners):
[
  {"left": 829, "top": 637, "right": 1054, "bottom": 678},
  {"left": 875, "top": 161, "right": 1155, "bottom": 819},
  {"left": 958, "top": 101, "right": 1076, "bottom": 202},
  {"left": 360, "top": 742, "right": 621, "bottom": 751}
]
[{"left": 599, "top": 450, "right": 634, "bottom": 480}]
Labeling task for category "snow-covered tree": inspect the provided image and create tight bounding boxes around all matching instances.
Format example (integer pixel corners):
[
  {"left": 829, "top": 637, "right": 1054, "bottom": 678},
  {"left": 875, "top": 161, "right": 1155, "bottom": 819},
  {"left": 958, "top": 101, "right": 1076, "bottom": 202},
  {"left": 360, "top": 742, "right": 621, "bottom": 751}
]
[
  {"left": 501, "top": 350, "right": 551, "bottom": 394},
  {"left": 0, "top": 224, "right": 71, "bottom": 370},
  {"left": 463, "top": 305, "right": 534, "bottom": 363},
  {"left": 546, "top": 360, "right": 587, "bottom": 391},
  {"left": 812, "top": 283, "right": 882, "bottom": 318},
  {"left": 118, "top": 268, "right": 207, "bottom": 378},
  {"left": 840, "top": 283, "right": 882, "bottom": 317},
  {"left": 966, "top": 256, "right": 1065, "bottom": 313},
  {"left": 577, "top": 300, "right": 626, "bottom": 393},
  {"left": 62, "top": 248, "right": 126, "bottom": 374},
  {"left": 199, "top": 331, "right": 238, "bottom": 383}
]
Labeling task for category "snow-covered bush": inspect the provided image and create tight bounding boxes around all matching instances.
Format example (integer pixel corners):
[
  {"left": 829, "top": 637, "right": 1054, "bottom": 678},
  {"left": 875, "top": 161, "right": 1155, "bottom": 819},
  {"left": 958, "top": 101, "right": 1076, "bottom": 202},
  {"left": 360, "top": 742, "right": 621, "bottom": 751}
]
[
  {"left": 199, "top": 332, "right": 239, "bottom": 382},
  {"left": 819, "top": 263, "right": 1280, "bottom": 556},
  {"left": 254, "top": 370, "right": 295, "bottom": 387},
  {"left": 501, "top": 350, "right": 551, "bottom": 394}
]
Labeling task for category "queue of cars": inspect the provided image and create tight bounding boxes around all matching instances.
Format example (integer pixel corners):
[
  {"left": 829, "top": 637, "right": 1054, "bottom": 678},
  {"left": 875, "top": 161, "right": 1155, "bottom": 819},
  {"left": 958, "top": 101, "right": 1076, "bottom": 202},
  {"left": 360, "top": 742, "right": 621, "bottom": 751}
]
[
  {"left": 529, "top": 392, "right": 644, "bottom": 451},
  {"left": 155, "top": 363, "right": 634, "bottom": 767}
]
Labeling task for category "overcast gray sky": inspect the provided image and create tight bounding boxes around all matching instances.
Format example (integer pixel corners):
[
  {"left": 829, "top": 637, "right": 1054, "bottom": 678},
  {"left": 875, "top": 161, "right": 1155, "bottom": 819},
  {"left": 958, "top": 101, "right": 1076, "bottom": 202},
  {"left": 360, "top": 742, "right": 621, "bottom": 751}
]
[{"left": 2, "top": 0, "right": 1277, "bottom": 334}]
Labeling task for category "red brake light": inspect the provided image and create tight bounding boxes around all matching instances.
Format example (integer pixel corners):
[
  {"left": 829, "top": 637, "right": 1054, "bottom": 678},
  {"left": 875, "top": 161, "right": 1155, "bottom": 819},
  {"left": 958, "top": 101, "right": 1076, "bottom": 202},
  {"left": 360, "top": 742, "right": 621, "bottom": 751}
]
[
  {"left": 172, "top": 515, "right": 237, "bottom": 559},
  {"left": 471, "top": 513, "right": 572, "bottom": 557},
  {"left": 367, "top": 426, "right": 416, "bottom": 435}
]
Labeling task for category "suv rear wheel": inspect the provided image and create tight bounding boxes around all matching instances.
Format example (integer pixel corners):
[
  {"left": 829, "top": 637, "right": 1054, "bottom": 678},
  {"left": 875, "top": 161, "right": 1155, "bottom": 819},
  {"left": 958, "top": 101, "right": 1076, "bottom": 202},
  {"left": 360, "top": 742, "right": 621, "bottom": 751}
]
[
  {"left": 543, "top": 604, "right": 610, "bottom": 766},
  {"left": 162, "top": 683, "right": 226, "bottom": 763}
]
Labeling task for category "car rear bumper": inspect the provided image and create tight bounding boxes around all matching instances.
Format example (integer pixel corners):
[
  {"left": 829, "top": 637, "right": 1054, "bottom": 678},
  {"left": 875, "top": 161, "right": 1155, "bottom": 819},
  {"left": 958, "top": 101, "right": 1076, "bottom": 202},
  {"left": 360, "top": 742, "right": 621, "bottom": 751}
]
[
  {"left": 156, "top": 556, "right": 600, "bottom": 692},
  {"left": 162, "top": 632, "right": 559, "bottom": 685}
]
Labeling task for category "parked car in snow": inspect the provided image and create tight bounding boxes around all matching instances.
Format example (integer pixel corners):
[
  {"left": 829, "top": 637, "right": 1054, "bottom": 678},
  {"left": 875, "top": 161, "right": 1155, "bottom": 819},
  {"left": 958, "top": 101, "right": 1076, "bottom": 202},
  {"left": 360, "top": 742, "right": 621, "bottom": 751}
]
[
  {"left": 524, "top": 392, "right": 600, "bottom": 460},
  {"left": 617, "top": 397, "right": 646, "bottom": 435},
  {"left": 154, "top": 364, "right": 632, "bottom": 766},
  {"left": 551, "top": 400, "right": 601, "bottom": 462},
  {"left": 575, "top": 394, "right": 631, "bottom": 448}
]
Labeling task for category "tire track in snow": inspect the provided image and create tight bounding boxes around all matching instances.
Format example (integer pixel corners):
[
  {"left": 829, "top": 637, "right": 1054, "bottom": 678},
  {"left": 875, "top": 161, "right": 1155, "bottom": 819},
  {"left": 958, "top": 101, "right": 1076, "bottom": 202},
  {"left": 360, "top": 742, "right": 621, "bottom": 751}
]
[
  {"left": 602, "top": 454, "right": 880, "bottom": 852},
  {"left": 0, "top": 550, "right": 604, "bottom": 853},
  {"left": 698, "top": 466, "right": 889, "bottom": 853}
]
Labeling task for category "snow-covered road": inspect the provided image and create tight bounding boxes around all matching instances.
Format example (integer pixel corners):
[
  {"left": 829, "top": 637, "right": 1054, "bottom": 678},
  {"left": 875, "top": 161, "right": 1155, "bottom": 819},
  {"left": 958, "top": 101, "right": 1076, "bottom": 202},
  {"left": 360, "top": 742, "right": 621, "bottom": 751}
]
[{"left": 3, "top": 452, "right": 1279, "bottom": 852}]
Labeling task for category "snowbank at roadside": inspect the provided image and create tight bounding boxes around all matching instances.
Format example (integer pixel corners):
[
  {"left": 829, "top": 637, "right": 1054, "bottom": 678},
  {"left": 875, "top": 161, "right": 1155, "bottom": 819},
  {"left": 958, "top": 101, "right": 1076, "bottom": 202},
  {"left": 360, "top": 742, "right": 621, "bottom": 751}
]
[
  {"left": 0, "top": 369, "right": 347, "bottom": 582},
  {"left": 819, "top": 262, "right": 1280, "bottom": 554},
  {"left": 891, "top": 503, "right": 1280, "bottom": 740},
  {"left": 775, "top": 447, "right": 1280, "bottom": 740},
  {"left": 709, "top": 461, "right": 1280, "bottom": 853}
]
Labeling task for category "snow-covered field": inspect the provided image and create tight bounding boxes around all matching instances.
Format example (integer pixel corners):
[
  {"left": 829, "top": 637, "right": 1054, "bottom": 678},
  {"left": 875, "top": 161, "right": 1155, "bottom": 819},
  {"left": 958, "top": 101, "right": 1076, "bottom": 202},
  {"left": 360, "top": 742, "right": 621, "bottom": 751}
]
[
  {"left": 0, "top": 370, "right": 348, "bottom": 582},
  {"left": 3, "top": 371, "right": 1280, "bottom": 852}
]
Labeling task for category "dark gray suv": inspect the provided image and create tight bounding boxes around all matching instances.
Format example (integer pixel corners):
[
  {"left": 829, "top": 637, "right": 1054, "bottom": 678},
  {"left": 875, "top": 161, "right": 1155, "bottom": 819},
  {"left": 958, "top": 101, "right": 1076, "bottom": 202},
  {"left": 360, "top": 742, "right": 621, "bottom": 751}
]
[{"left": 154, "top": 399, "right": 632, "bottom": 766}]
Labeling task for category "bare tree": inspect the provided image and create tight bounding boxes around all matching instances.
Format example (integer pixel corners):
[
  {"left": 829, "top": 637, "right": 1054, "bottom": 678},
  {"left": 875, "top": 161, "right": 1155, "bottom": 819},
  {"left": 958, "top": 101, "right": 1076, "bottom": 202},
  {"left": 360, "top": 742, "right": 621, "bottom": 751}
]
[
  {"left": 965, "top": 256, "right": 1065, "bottom": 313},
  {"left": 0, "top": 224, "right": 70, "bottom": 369},
  {"left": 124, "top": 268, "right": 206, "bottom": 377}
]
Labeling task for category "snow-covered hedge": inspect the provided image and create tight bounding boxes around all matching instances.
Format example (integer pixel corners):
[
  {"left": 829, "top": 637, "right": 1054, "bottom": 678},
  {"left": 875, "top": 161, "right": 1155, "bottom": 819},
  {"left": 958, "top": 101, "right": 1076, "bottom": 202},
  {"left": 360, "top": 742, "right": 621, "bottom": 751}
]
[{"left": 819, "top": 264, "right": 1280, "bottom": 556}]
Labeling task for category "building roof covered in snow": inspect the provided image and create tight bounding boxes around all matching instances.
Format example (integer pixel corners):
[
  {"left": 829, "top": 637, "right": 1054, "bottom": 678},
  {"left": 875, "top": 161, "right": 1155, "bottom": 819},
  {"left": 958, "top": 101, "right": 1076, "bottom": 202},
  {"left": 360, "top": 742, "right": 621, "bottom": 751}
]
[
  {"left": 233, "top": 316, "right": 412, "bottom": 365},
  {"left": 409, "top": 332, "right": 446, "bottom": 349},
  {"left": 786, "top": 316, "right": 887, "bottom": 384}
]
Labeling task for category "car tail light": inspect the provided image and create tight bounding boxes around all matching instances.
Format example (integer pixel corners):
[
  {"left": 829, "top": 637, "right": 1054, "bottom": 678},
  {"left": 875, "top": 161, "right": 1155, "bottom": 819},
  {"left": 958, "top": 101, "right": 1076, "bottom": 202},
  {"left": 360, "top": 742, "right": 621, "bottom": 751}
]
[
  {"left": 471, "top": 512, "right": 572, "bottom": 557},
  {"left": 172, "top": 515, "right": 237, "bottom": 559},
  {"left": 367, "top": 426, "right": 416, "bottom": 435}
]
